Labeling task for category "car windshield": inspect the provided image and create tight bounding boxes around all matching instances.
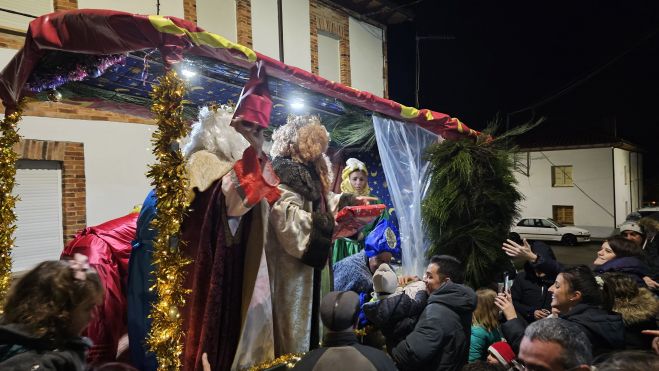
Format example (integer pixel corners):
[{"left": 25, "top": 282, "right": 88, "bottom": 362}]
[{"left": 547, "top": 218, "right": 564, "bottom": 227}]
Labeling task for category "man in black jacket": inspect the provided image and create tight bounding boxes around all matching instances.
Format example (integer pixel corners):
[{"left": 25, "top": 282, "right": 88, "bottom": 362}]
[
  {"left": 292, "top": 291, "right": 397, "bottom": 371},
  {"left": 391, "top": 255, "right": 477, "bottom": 371}
]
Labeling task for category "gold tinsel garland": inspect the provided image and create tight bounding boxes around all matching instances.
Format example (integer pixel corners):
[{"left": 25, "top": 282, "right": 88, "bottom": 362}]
[
  {"left": 146, "top": 70, "right": 192, "bottom": 370},
  {"left": 247, "top": 353, "right": 303, "bottom": 371},
  {"left": 0, "top": 100, "right": 25, "bottom": 313}
]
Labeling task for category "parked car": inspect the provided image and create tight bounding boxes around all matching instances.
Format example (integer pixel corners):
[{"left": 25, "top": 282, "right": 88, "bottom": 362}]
[{"left": 510, "top": 217, "right": 591, "bottom": 245}]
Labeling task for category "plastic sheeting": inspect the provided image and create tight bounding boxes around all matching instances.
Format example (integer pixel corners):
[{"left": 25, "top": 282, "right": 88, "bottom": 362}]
[{"left": 372, "top": 115, "right": 441, "bottom": 276}]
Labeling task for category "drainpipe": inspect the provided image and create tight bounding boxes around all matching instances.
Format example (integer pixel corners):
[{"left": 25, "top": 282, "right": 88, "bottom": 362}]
[
  {"left": 277, "top": 0, "right": 285, "bottom": 63},
  {"left": 611, "top": 148, "right": 617, "bottom": 228}
]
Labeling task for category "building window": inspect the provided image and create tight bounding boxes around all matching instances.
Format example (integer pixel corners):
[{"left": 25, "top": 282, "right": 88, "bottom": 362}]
[
  {"left": 553, "top": 205, "right": 574, "bottom": 225},
  {"left": 552, "top": 165, "right": 573, "bottom": 187}
]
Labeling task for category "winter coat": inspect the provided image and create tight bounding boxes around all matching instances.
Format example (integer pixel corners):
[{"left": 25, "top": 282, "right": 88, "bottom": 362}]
[
  {"left": 510, "top": 242, "right": 560, "bottom": 324},
  {"left": 292, "top": 331, "right": 397, "bottom": 371},
  {"left": 594, "top": 257, "right": 650, "bottom": 287},
  {"left": 468, "top": 326, "right": 502, "bottom": 362},
  {"left": 333, "top": 250, "right": 374, "bottom": 295},
  {"left": 612, "top": 287, "right": 659, "bottom": 350},
  {"left": 501, "top": 303, "right": 625, "bottom": 356},
  {"left": 391, "top": 281, "right": 477, "bottom": 371},
  {"left": 362, "top": 290, "right": 429, "bottom": 352},
  {"left": 0, "top": 324, "right": 90, "bottom": 371}
]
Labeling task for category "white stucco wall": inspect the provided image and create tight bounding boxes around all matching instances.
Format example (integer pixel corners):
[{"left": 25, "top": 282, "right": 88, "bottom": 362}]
[
  {"left": 0, "top": 1, "right": 53, "bottom": 31},
  {"left": 196, "top": 0, "right": 237, "bottom": 42},
  {"left": 613, "top": 148, "right": 633, "bottom": 225},
  {"left": 514, "top": 148, "right": 616, "bottom": 237},
  {"left": 317, "top": 31, "right": 340, "bottom": 82},
  {"left": 0, "top": 48, "right": 154, "bottom": 226},
  {"left": 251, "top": 0, "right": 280, "bottom": 60},
  {"left": 281, "top": 0, "right": 311, "bottom": 71},
  {"left": 14, "top": 117, "right": 155, "bottom": 226},
  {"left": 77, "top": 0, "right": 183, "bottom": 17},
  {"left": 348, "top": 17, "right": 384, "bottom": 97}
]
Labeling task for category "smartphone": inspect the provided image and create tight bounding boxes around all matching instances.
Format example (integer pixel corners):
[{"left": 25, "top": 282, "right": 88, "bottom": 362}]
[{"left": 504, "top": 272, "right": 511, "bottom": 293}]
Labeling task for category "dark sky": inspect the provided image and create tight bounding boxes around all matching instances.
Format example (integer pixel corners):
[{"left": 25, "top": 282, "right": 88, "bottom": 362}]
[{"left": 387, "top": 0, "right": 659, "bottom": 199}]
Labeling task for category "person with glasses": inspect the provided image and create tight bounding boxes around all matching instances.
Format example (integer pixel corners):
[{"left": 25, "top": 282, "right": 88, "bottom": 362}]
[{"left": 513, "top": 318, "right": 592, "bottom": 371}]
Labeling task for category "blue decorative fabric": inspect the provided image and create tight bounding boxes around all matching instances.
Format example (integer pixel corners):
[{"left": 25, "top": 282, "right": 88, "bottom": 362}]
[
  {"left": 126, "top": 189, "right": 158, "bottom": 371},
  {"left": 364, "top": 219, "right": 401, "bottom": 259}
]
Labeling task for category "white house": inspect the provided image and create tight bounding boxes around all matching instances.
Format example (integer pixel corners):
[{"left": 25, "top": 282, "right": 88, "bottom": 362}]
[
  {"left": 0, "top": 0, "right": 408, "bottom": 271},
  {"left": 514, "top": 141, "right": 643, "bottom": 238}
]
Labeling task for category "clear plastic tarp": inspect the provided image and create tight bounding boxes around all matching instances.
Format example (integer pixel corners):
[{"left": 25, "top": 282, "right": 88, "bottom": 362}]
[{"left": 372, "top": 115, "right": 442, "bottom": 276}]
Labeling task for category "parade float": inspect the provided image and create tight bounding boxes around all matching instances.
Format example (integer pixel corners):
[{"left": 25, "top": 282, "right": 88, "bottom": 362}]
[{"left": 0, "top": 8, "right": 481, "bottom": 370}]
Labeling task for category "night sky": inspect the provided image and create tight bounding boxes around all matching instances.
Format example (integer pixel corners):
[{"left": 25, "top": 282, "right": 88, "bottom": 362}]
[{"left": 387, "top": 0, "right": 659, "bottom": 200}]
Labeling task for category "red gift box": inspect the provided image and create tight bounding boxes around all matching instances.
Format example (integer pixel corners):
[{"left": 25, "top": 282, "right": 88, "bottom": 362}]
[{"left": 333, "top": 204, "right": 386, "bottom": 240}]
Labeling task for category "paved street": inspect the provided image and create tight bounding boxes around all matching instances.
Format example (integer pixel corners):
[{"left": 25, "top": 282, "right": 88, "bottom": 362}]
[{"left": 547, "top": 240, "right": 602, "bottom": 266}]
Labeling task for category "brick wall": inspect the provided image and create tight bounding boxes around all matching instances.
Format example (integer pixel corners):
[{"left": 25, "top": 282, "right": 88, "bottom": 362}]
[
  {"left": 1, "top": 101, "right": 155, "bottom": 125},
  {"left": 12, "top": 139, "right": 86, "bottom": 244},
  {"left": 53, "top": 0, "right": 78, "bottom": 12},
  {"left": 309, "top": 0, "right": 351, "bottom": 86},
  {"left": 236, "top": 0, "right": 253, "bottom": 48},
  {"left": 183, "top": 0, "right": 197, "bottom": 23}
]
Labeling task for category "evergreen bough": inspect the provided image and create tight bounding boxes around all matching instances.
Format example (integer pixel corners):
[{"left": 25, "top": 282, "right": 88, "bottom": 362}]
[{"left": 422, "top": 120, "right": 542, "bottom": 288}]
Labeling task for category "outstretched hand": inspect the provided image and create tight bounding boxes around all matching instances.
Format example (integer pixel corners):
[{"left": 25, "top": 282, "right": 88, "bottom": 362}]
[
  {"left": 502, "top": 238, "right": 537, "bottom": 262},
  {"left": 398, "top": 275, "right": 420, "bottom": 286},
  {"left": 202, "top": 353, "right": 211, "bottom": 371}
]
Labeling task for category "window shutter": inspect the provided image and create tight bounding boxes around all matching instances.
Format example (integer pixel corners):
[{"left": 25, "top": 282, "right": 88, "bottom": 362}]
[{"left": 12, "top": 160, "right": 63, "bottom": 272}]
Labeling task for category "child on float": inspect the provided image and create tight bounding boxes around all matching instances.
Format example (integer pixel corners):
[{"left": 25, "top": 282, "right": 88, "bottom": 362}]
[
  {"left": 0, "top": 254, "right": 104, "bottom": 370},
  {"left": 333, "top": 157, "right": 390, "bottom": 264}
]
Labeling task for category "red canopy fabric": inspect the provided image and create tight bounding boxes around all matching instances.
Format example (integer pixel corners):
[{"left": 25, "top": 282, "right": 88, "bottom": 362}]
[{"left": 0, "top": 9, "right": 478, "bottom": 139}]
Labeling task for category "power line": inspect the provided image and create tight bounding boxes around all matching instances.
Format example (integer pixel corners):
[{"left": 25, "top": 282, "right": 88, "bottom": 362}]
[
  {"left": 0, "top": 8, "right": 37, "bottom": 18},
  {"left": 509, "top": 26, "right": 659, "bottom": 116}
]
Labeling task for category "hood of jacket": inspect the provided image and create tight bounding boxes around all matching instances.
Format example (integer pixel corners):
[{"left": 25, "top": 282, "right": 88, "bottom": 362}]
[
  {"left": 428, "top": 281, "right": 477, "bottom": 315},
  {"left": 561, "top": 303, "right": 625, "bottom": 349},
  {"left": 613, "top": 287, "right": 659, "bottom": 325}
]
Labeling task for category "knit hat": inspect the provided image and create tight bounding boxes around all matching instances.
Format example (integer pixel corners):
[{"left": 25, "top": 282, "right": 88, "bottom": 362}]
[
  {"left": 620, "top": 221, "right": 644, "bottom": 235},
  {"left": 365, "top": 219, "right": 401, "bottom": 259},
  {"left": 488, "top": 341, "right": 516, "bottom": 366},
  {"left": 233, "top": 61, "right": 272, "bottom": 128},
  {"left": 320, "top": 291, "right": 360, "bottom": 331},
  {"left": 372, "top": 263, "right": 398, "bottom": 299}
]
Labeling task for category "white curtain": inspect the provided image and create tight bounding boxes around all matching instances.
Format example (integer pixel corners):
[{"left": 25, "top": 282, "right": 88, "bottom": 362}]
[{"left": 372, "top": 115, "right": 441, "bottom": 276}]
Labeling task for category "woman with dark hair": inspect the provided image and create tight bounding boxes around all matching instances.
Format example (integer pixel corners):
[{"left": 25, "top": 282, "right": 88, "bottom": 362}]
[
  {"left": 495, "top": 265, "right": 625, "bottom": 356},
  {"left": 594, "top": 236, "right": 649, "bottom": 286},
  {"left": 601, "top": 272, "right": 659, "bottom": 350}
]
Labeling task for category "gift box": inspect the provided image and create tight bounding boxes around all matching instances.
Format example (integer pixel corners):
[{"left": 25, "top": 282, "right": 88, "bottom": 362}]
[{"left": 333, "top": 204, "right": 386, "bottom": 240}]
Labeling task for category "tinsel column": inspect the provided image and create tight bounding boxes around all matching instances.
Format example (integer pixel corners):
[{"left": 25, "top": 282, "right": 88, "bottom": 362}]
[
  {"left": 146, "top": 70, "right": 192, "bottom": 370},
  {"left": 0, "top": 101, "right": 25, "bottom": 312}
]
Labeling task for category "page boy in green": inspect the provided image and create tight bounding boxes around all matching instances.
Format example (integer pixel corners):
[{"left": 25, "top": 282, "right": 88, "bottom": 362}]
[{"left": 332, "top": 157, "right": 390, "bottom": 264}]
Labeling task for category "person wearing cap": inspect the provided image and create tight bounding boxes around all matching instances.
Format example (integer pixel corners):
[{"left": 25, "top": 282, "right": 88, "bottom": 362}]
[
  {"left": 292, "top": 291, "right": 397, "bottom": 371},
  {"left": 391, "top": 255, "right": 477, "bottom": 371},
  {"left": 362, "top": 263, "right": 429, "bottom": 353},
  {"left": 266, "top": 115, "right": 372, "bottom": 356},
  {"left": 620, "top": 220, "right": 659, "bottom": 289},
  {"left": 332, "top": 157, "right": 390, "bottom": 265},
  {"left": 127, "top": 61, "right": 281, "bottom": 371},
  {"left": 333, "top": 219, "right": 402, "bottom": 296}
]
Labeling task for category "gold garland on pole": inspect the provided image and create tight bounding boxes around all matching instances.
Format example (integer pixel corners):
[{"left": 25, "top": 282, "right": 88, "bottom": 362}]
[
  {"left": 247, "top": 353, "right": 303, "bottom": 371},
  {"left": 146, "top": 70, "right": 192, "bottom": 370},
  {"left": 0, "top": 100, "right": 26, "bottom": 313}
]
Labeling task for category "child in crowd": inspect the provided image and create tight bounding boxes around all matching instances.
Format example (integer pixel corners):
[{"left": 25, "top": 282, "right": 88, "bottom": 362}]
[
  {"left": 485, "top": 341, "right": 516, "bottom": 368},
  {"left": 0, "top": 255, "right": 104, "bottom": 370},
  {"left": 362, "top": 263, "right": 428, "bottom": 353},
  {"left": 469, "top": 289, "right": 503, "bottom": 362}
]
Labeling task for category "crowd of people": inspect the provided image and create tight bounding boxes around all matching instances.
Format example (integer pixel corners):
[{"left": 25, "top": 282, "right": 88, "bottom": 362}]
[{"left": 1, "top": 63, "right": 659, "bottom": 371}]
